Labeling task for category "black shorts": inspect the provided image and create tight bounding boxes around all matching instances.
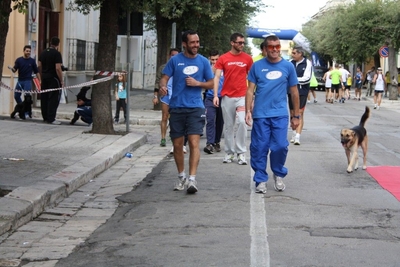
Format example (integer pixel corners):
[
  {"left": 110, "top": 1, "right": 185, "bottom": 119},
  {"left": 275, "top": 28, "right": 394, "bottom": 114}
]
[
  {"left": 169, "top": 108, "right": 205, "bottom": 139},
  {"left": 331, "top": 83, "right": 340, "bottom": 93},
  {"left": 288, "top": 95, "right": 308, "bottom": 110}
]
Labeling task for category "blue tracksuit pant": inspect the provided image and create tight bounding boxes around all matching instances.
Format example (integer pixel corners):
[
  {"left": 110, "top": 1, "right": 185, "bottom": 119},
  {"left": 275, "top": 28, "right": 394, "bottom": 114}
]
[{"left": 250, "top": 116, "right": 289, "bottom": 184}]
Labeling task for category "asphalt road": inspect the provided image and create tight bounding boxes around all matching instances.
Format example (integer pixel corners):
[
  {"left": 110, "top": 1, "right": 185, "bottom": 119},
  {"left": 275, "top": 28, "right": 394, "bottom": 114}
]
[{"left": 52, "top": 94, "right": 400, "bottom": 267}]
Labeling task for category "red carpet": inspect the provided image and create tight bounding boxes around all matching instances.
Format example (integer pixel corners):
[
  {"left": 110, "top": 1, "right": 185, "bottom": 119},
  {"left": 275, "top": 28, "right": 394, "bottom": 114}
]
[{"left": 367, "top": 166, "right": 400, "bottom": 201}]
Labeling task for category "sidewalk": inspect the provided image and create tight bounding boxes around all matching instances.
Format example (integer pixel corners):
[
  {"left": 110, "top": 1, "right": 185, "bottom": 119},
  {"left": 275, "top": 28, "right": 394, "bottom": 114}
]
[{"left": 0, "top": 88, "right": 162, "bottom": 236}]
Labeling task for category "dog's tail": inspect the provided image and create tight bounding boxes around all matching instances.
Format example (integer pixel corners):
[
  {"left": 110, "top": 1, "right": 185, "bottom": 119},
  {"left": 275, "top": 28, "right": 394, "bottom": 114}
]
[{"left": 359, "top": 106, "right": 370, "bottom": 127}]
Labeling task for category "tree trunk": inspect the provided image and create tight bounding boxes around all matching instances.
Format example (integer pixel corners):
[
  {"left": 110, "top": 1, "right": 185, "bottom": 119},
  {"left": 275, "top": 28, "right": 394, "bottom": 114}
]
[
  {"left": 0, "top": 1, "right": 12, "bottom": 80},
  {"left": 155, "top": 11, "right": 172, "bottom": 75},
  {"left": 91, "top": 0, "right": 120, "bottom": 134},
  {"left": 153, "top": 10, "right": 172, "bottom": 110},
  {"left": 388, "top": 45, "right": 398, "bottom": 100}
]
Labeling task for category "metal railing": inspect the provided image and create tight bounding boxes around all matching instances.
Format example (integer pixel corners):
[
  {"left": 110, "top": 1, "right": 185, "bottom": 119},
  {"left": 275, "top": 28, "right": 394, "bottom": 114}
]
[{"left": 66, "top": 38, "right": 98, "bottom": 71}]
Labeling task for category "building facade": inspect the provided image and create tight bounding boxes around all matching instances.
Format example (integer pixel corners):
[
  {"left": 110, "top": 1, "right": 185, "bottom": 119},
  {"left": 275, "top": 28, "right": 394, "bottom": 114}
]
[{"left": 1, "top": 0, "right": 157, "bottom": 115}]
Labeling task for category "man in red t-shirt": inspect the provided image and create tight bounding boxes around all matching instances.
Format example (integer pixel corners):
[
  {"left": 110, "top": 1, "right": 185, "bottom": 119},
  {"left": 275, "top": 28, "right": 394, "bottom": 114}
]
[{"left": 213, "top": 32, "right": 253, "bottom": 165}]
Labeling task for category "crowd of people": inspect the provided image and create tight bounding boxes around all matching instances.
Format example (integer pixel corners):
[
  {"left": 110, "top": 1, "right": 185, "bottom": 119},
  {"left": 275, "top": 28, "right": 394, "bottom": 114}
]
[{"left": 9, "top": 32, "right": 400, "bottom": 196}]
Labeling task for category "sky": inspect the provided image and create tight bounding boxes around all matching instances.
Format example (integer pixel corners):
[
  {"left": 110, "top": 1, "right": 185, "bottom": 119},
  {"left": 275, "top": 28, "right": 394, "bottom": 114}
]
[{"left": 251, "top": 0, "right": 329, "bottom": 30}]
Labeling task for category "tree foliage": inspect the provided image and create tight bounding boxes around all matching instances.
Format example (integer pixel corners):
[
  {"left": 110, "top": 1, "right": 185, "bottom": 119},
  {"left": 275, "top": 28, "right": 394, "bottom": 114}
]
[{"left": 302, "top": 0, "right": 400, "bottom": 66}]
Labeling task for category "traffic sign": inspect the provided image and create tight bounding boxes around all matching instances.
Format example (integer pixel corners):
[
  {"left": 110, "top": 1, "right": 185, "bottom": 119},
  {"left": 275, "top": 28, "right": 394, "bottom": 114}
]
[{"left": 379, "top": 46, "right": 389, "bottom": 57}]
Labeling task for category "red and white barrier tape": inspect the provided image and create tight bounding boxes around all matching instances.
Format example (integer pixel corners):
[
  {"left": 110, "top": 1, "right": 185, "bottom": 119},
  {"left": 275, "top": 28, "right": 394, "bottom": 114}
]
[{"left": 0, "top": 75, "right": 114, "bottom": 95}]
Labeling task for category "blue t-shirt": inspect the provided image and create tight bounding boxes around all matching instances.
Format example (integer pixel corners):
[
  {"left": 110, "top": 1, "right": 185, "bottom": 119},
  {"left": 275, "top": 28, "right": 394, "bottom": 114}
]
[
  {"left": 162, "top": 52, "right": 213, "bottom": 109},
  {"left": 160, "top": 77, "right": 173, "bottom": 105},
  {"left": 115, "top": 82, "right": 127, "bottom": 99},
  {"left": 14, "top": 57, "right": 39, "bottom": 81},
  {"left": 355, "top": 72, "right": 362, "bottom": 84},
  {"left": 248, "top": 58, "right": 298, "bottom": 119},
  {"left": 206, "top": 71, "right": 224, "bottom": 98}
]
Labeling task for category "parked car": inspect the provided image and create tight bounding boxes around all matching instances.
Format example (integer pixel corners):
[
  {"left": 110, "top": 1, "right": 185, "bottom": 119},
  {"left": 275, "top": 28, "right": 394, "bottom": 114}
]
[{"left": 314, "top": 66, "right": 328, "bottom": 91}]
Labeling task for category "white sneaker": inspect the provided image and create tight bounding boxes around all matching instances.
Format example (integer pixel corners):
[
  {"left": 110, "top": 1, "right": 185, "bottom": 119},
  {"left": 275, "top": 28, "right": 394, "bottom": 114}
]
[
  {"left": 294, "top": 136, "right": 300, "bottom": 145},
  {"left": 377, "top": 106, "right": 380, "bottom": 110},
  {"left": 223, "top": 153, "right": 234, "bottom": 163},
  {"left": 290, "top": 131, "right": 296, "bottom": 143},
  {"left": 237, "top": 153, "right": 247, "bottom": 165},
  {"left": 169, "top": 147, "right": 174, "bottom": 155},
  {"left": 174, "top": 176, "right": 188, "bottom": 191},
  {"left": 51, "top": 120, "right": 61, "bottom": 125},
  {"left": 183, "top": 146, "right": 187, "bottom": 154},
  {"left": 186, "top": 180, "right": 198, "bottom": 194},
  {"left": 273, "top": 175, "right": 286, "bottom": 191},
  {"left": 256, "top": 182, "right": 267, "bottom": 194}
]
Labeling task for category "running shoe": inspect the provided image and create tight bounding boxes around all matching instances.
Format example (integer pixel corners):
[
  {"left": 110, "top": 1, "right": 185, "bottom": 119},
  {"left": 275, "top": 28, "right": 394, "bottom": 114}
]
[
  {"left": 203, "top": 144, "right": 214, "bottom": 154},
  {"left": 223, "top": 153, "right": 234, "bottom": 163},
  {"left": 273, "top": 175, "right": 286, "bottom": 191},
  {"left": 174, "top": 176, "right": 188, "bottom": 191},
  {"left": 237, "top": 153, "right": 247, "bottom": 165},
  {"left": 255, "top": 182, "right": 267, "bottom": 194},
  {"left": 187, "top": 180, "right": 198, "bottom": 194},
  {"left": 160, "top": 138, "right": 166, "bottom": 147}
]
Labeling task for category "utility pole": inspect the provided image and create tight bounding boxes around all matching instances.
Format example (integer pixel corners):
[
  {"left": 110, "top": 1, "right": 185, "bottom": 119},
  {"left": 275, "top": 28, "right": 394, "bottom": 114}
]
[{"left": 126, "top": 11, "right": 131, "bottom": 132}]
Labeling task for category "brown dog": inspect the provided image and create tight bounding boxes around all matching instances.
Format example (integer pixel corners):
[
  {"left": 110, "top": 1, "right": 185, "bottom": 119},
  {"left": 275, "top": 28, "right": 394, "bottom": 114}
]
[{"left": 340, "top": 106, "right": 370, "bottom": 173}]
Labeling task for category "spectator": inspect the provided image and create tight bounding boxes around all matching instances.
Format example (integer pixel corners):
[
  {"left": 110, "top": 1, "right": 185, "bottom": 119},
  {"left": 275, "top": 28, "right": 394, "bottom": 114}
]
[
  {"left": 38, "top": 37, "right": 63, "bottom": 125},
  {"left": 70, "top": 86, "right": 92, "bottom": 126}
]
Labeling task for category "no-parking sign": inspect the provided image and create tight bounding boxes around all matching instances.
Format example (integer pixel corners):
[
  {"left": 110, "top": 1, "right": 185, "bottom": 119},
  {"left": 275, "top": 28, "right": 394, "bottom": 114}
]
[{"left": 379, "top": 46, "right": 389, "bottom": 57}]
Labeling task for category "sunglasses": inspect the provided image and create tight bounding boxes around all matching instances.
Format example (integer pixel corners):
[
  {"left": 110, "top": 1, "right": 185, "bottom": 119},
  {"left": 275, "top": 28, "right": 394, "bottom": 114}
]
[
  {"left": 233, "top": 41, "right": 246, "bottom": 45},
  {"left": 267, "top": 45, "right": 281, "bottom": 50}
]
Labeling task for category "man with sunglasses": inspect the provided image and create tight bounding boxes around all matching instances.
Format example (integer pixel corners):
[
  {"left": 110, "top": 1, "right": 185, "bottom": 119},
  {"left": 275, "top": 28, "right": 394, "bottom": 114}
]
[
  {"left": 213, "top": 32, "right": 253, "bottom": 165},
  {"left": 245, "top": 35, "right": 300, "bottom": 194},
  {"left": 289, "top": 46, "right": 313, "bottom": 145}
]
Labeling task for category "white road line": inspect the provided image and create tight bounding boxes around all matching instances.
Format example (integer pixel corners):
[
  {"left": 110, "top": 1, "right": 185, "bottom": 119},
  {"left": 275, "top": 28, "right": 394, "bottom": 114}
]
[{"left": 250, "top": 169, "right": 270, "bottom": 267}]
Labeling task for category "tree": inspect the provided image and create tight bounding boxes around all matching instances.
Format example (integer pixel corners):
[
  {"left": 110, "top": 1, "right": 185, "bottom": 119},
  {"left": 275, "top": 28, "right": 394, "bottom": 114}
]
[
  {"left": 68, "top": 0, "right": 141, "bottom": 134},
  {"left": 143, "top": 0, "right": 261, "bottom": 71},
  {"left": 302, "top": 0, "right": 400, "bottom": 98},
  {"left": 0, "top": 1, "right": 29, "bottom": 82}
]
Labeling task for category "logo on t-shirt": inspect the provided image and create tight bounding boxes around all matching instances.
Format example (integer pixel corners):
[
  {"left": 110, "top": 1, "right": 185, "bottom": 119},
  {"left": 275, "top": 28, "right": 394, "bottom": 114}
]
[
  {"left": 266, "top": 71, "right": 282, "bottom": 80},
  {"left": 183, "top": 66, "right": 199, "bottom": 75},
  {"left": 227, "top": 62, "right": 247, "bottom": 67}
]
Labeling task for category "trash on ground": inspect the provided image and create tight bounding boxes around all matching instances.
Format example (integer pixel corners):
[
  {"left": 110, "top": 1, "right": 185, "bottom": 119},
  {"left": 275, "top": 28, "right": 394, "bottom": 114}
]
[{"left": 3, "top": 158, "right": 25, "bottom": 161}]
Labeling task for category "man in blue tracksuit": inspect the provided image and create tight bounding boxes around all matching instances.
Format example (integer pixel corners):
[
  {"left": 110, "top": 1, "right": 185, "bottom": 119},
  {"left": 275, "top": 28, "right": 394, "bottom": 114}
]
[
  {"left": 245, "top": 35, "right": 300, "bottom": 194},
  {"left": 289, "top": 46, "right": 312, "bottom": 145}
]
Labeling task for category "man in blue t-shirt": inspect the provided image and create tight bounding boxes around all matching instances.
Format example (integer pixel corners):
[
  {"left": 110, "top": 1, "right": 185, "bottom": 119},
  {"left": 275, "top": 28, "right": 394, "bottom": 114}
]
[
  {"left": 159, "top": 30, "right": 214, "bottom": 194},
  {"left": 10, "top": 45, "right": 41, "bottom": 105},
  {"left": 245, "top": 35, "right": 300, "bottom": 194}
]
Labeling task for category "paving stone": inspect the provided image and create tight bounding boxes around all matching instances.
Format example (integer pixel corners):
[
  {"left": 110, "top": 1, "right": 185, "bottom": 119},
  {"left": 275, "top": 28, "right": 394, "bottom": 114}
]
[
  {"left": 22, "top": 260, "right": 58, "bottom": 267},
  {"left": 22, "top": 246, "right": 76, "bottom": 261},
  {"left": 0, "top": 259, "right": 21, "bottom": 267}
]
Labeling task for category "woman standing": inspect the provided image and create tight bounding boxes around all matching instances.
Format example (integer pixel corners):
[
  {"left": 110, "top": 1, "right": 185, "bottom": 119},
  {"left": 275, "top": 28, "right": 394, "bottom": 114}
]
[{"left": 372, "top": 67, "right": 386, "bottom": 110}]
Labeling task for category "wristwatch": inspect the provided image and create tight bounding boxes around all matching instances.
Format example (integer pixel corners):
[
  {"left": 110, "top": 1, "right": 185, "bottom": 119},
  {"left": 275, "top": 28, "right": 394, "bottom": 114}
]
[
  {"left": 153, "top": 95, "right": 158, "bottom": 99},
  {"left": 293, "top": 115, "right": 301, "bottom": 119}
]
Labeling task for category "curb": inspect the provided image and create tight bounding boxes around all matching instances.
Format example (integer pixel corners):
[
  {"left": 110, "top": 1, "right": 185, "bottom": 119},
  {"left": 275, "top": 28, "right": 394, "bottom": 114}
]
[
  {"left": 31, "top": 109, "right": 161, "bottom": 126},
  {"left": 0, "top": 132, "right": 147, "bottom": 236}
]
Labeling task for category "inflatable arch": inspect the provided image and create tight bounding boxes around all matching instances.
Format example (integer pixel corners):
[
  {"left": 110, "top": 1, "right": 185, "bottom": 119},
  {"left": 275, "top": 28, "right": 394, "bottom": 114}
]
[{"left": 246, "top": 27, "right": 325, "bottom": 67}]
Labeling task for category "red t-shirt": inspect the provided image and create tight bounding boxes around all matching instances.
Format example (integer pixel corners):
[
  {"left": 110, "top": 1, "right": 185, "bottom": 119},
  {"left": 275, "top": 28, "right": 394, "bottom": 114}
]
[{"left": 215, "top": 52, "right": 253, "bottom": 97}]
